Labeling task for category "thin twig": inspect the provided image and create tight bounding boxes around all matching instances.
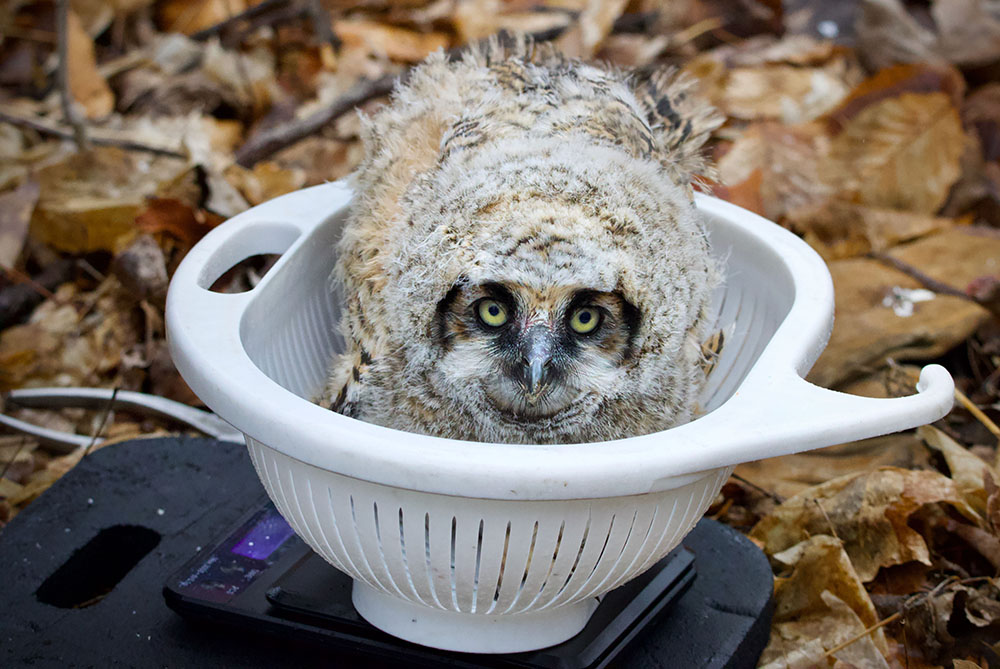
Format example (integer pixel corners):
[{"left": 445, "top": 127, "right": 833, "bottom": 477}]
[
  {"left": 234, "top": 73, "right": 397, "bottom": 166},
  {"left": 954, "top": 386, "right": 1000, "bottom": 441},
  {"left": 84, "top": 387, "right": 118, "bottom": 457},
  {"left": 0, "top": 438, "right": 29, "bottom": 481},
  {"left": 0, "top": 110, "right": 187, "bottom": 159},
  {"left": 822, "top": 575, "right": 957, "bottom": 659},
  {"left": 56, "top": 0, "right": 89, "bottom": 151},
  {"left": 0, "top": 266, "right": 58, "bottom": 302},
  {"left": 823, "top": 611, "right": 902, "bottom": 658},
  {"left": 867, "top": 251, "right": 971, "bottom": 301},
  {"left": 813, "top": 498, "right": 840, "bottom": 541},
  {"left": 190, "top": 0, "right": 290, "bottom": 40},
  {"left": 731, "top": 472, "right": 784, "bottom": 503}
]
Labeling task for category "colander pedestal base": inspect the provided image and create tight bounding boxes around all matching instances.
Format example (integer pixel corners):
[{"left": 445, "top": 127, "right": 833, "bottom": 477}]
[{"left": 352, "top": 582, "right": 600, "bottom": 653}]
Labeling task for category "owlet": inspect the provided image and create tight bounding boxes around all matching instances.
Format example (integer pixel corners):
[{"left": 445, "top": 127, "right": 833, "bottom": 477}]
[{"left": 324, "top": 36, "right": 722, "bottom": 444}]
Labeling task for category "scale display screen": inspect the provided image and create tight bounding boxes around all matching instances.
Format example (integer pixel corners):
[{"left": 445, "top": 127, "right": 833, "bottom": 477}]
[
  {"left": 231, "top": 510, "right": 296, "bottom": 560},
  {"left": 169, "top": 503, "right": 299, "bottom": 604}
]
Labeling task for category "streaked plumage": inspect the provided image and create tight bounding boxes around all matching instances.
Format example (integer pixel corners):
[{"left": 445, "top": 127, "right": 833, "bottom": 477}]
[{"left": 323, "top": 36, "right": 722, "bottom": 444}]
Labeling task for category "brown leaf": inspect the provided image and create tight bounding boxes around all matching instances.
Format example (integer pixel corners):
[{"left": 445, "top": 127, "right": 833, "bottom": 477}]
[
  {"left": 224, "top": 161, "right": 307, "bottom": 206},
  {"left": 333, "top": 20, "right": 449, "bottom": 64},
  {"left": 0, "top": 178, "right": 40, "bottom": 268},
  {"left": 715, "top": 121, "right": 830, "bottom": 222},
  {"left": 890, "top": 226, "right": 1000, "bottom": 288},
  {"left": 920, "top": 425, "right": 998, "bottom": 516},
  {"left": 135, "top": 198, "right": 215, "bottom": 244},
  {"left": 66, "top": 8, "right": 114, "bottom": 118},
  {"left": 751, "top": 468, "right": 978, "bottom": 582},
  {"left": 735, "top": 433, "right": 930, "bottom": 500},
  {"left": 554, "top": 0, "right": 628, "bottom": 59},
  {"left": 932, "top": 0, "right": 1000, "bottom": 68},
  {"left": 855, "top": 0, "right": 945, "bottom": 72},
  {"left": 825, "top": 92, "right": 965, "bottom": 215},
  {"left": 788, "top": 201, "right": 959, "bottom": 261},
  {"left": 759, "top": 535, "right": 889, "bottom": 667},
  {"left": 827, "top": 63, "right": 966, "bottom": 132},
  {"left": 156, "top": 0, "right": 248, "bottom": 35},
  {"left": 112, "top": 234, "right": 169, "bottom": 302},
  {"left": 714, "top": 64, "right": 851, "bottom": 123},
  {"left": 808, "top": 256, "right": 989, "bottom": 388},
  {"left": 30, "top": 147, "right": 189, "bottom": 254}
]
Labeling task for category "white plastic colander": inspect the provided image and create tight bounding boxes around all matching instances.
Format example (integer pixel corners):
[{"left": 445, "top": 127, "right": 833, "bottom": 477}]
[{"left": 166, "top": 182, "right": 954, "bottom": 653}]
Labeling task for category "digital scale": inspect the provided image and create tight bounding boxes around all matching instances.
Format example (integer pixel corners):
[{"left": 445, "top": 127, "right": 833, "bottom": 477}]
[{"left": 0, "top": 437, "right": 773, "bottom": 668}]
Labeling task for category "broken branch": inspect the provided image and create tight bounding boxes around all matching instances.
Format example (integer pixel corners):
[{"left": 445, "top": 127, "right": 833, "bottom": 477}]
[
  {"left": 0, "top": 110, "right": 186, "bottom": 159},
  {"left": 234, "top": 73, "right": 397, "bottom": 167}
]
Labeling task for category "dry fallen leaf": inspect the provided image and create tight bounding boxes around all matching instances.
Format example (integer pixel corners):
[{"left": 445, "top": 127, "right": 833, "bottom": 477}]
[
  {"left": 334, "top": 20, "right": 450, "bottom": 64},
  {"left": 554, "top": 0, "right": 628, "bottom": 60},
  {"left": 919, "top": 425, "right": 998, "bottom": 516},
  {"left": 788, "top": 201, "right": 960, "bottom": 261},
  {"left": 759, "top": 534, "right": 888, "bottom": 668},
  {"left": 809, "top": 256, "right": 989, "bottom": 388},
  {"left": 825, "top": 92, "right": 965, "bottom": 215},
  {"left": 65, "top": 8, "right": 114, "bottom": 118},
  {"left": 156, "top": 0, "right": 249, "bottom": 35},
  {"left": 224, "top": 161, "right": 307, "bottom": 206},
  {"left": 30, "top": 147, "right": 190, "bottom": 254},
  {"left": 0, "top": 178, "right": 40, "bottom": 267},
  {"left": 751, "top": 467, "right": 979, "bottom": 581}
]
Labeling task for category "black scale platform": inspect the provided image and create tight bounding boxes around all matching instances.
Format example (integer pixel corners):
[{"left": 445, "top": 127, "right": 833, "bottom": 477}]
[{"left": 0, "top": 437, "right": 773, "bottom": 668}]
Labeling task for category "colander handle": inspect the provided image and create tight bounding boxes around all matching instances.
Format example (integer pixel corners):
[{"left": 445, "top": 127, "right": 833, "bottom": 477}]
[
  {"left": 166, "top": 183, "right": 354, "bottom": 426},
  {"left": 729, "top": 363, "right": 955, "bottom": 459}
]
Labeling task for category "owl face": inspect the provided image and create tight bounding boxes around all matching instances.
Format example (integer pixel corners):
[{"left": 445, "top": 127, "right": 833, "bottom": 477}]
[{"left": 433, "top": 280, "right": 639, "bottom": 425}]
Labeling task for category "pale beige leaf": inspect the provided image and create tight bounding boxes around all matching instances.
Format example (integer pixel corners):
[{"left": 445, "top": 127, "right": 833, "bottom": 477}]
[
  {"left": 919, "top": 425, "right": 998, "bottom": 516},
  {"left": 0, "top": 179, "right": 40, "bottom": 267},
  {"left": 751, "top": 468, "right": 979, "bottom": 581},
  {"left": 66, "top": 9, "right": 114, "bottom": 118},
  {"left": 334, "top": 20, "right": 450, "bottom": 63},
  {"left": 718, "top": 65, "right": 850, "bottom": 123},
  {"left": 826, "top": 92, "right": 964, "bottom": 214},
  {"left": 808, "top": 257, "right": 988, "bottom": 389},
  {"left": 932, "top": 0, "right": 1000, "bottom": 68},
  {"left": 555, "top": 0, "right": 628, "bottom": 59}
]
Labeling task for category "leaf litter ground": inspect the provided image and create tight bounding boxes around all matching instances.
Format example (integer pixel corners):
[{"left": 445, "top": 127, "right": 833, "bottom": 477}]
[{"left": 0, "top": 0, "right": 998, "bottom": 666}]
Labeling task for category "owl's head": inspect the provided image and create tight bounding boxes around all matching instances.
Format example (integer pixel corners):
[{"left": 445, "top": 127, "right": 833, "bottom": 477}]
[
  {"left": 434, "top": 281, "right": 639, "bottom": 421},
  {"left": 339, "top": 133, "right": 718, "bottom": 444}
]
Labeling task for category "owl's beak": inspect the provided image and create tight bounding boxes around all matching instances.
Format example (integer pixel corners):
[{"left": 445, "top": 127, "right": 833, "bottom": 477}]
[{"left": 520, "top": 326, "right": 554, "bottom": 403}]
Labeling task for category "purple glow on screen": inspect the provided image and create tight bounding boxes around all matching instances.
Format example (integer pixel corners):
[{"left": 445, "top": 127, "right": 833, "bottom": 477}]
[{"left": 231, "top": 511, "right": 295, "bottom": 560}]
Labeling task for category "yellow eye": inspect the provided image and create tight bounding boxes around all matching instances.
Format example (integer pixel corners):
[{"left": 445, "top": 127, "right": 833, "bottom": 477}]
[
  {"left": 477, "top": 299, "right": 509, "bottom": 327},
  {"left": 569, "top": 307, "right": 601, "bottom": 334}
]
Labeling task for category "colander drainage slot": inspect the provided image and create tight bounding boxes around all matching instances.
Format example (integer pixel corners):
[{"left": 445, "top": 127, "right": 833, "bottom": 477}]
[{"left": 36, "top": 525, "right": 161, "bottom": 608}]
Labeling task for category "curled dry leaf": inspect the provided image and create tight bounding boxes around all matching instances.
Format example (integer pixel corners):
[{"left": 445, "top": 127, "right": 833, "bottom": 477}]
[
  {"left": 112, "top": 233, "right": 169, "bottom": 302},
  {"left": 713, "top": 64, "right": 851, "bottom": 123},
  {"left": 715, "top": 121, "right": 830, "bottom": 222},
  {"left": 751, "top": 467, "right": 979, "bottom": 582},
  {"left": 735, "top": 433, "right": 931, "bottom": 500},
  {"left": 919, "top": 425, "right": 998, "bottom": 516},
  {"left": 759, "top": 534, "right": 888, "bottom": 668}
]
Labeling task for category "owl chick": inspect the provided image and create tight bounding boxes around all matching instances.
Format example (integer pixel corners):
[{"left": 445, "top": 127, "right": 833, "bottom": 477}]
[{"left": 324, "top": 36, "right": 722, "bottom": 444}]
